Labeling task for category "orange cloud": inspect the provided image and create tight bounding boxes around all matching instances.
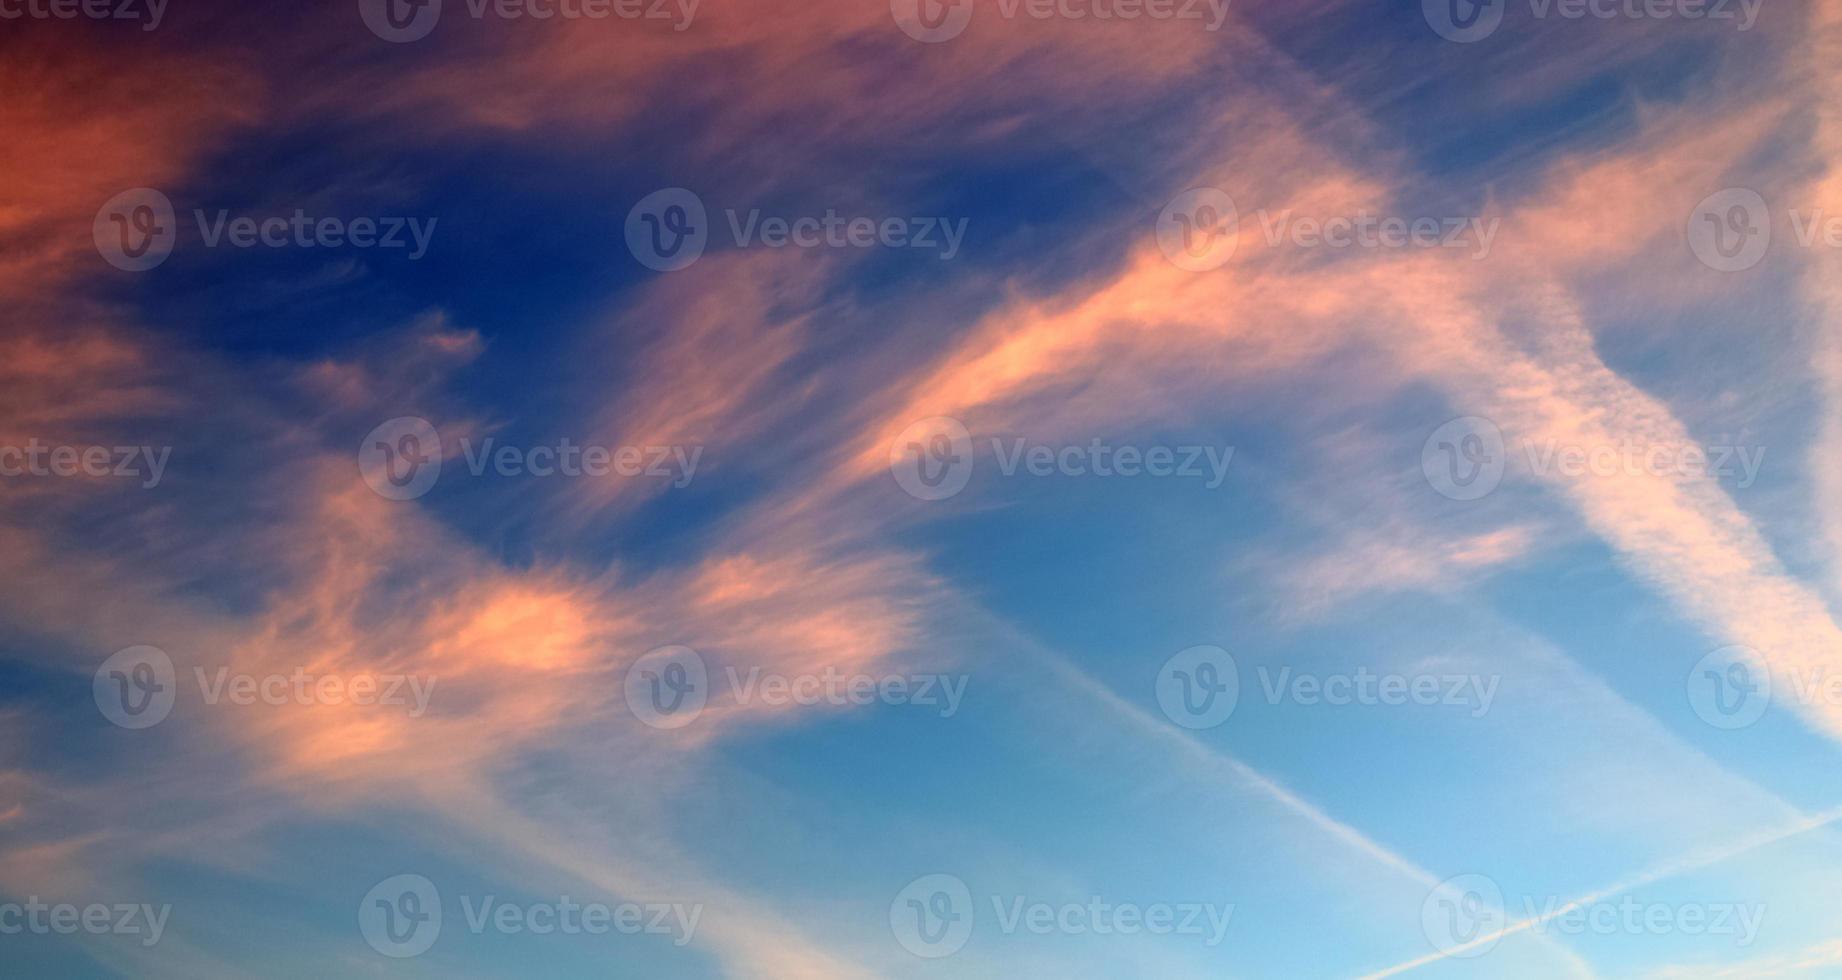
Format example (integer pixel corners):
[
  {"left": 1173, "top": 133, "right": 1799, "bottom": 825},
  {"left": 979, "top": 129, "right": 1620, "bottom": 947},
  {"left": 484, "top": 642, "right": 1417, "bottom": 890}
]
[
  {"left": 323, "top": 0, "right": 1231, "bottom": 143},
  {"left": 0, "top": 36, "right": 257, "bottom": 299}
]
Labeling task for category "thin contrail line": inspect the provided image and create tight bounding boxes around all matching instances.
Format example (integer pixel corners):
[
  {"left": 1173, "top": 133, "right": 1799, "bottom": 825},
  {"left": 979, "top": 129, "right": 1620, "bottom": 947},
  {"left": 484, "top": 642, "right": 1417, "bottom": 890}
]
[{"left": 1354, "top": 804, "right": 1842, "bottom": 979}]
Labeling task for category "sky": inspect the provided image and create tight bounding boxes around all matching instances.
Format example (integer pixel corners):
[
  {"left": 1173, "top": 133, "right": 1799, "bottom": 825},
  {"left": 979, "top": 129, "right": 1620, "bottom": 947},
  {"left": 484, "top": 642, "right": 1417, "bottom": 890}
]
[{"left": 4, "top": 0, "right": 1842, "bottom": 976}]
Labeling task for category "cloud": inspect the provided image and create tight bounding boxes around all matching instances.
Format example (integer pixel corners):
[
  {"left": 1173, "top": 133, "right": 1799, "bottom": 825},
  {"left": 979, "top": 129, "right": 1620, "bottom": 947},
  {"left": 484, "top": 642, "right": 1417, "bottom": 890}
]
[{"left": 0, "top": 35, "right": 257, "bottom": 299}]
